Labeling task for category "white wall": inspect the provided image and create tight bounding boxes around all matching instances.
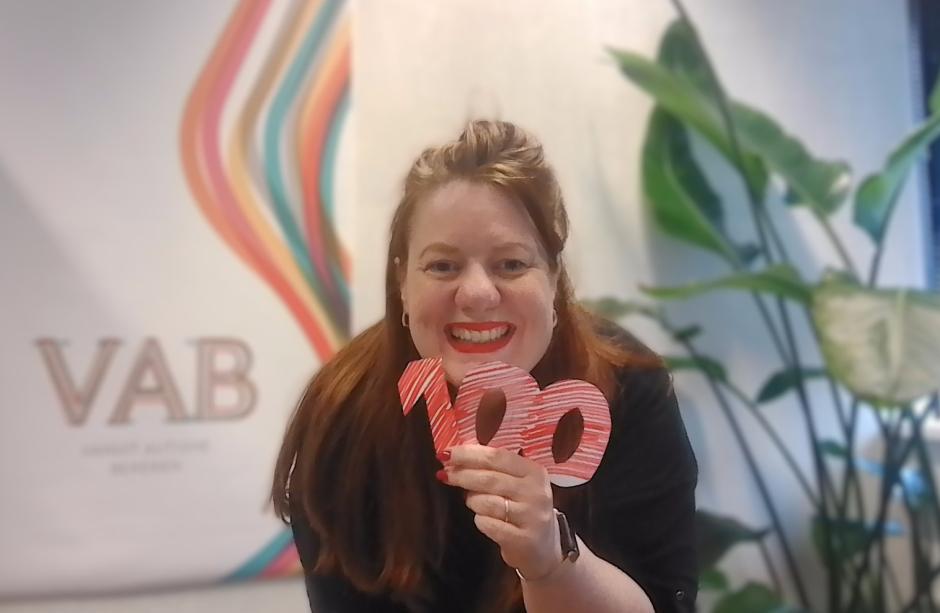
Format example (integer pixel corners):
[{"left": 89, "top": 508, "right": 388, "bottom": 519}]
[
  {"left": 0, "top": 0, "right": 925, "bottom": 611},
  {"left": 354, "top": 0, "right": 924, "bottom": 606}
]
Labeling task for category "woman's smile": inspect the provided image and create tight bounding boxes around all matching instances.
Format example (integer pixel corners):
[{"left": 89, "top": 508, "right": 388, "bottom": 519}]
[{"left": 445, "top": 322, "right": 516, "bottom": 353}]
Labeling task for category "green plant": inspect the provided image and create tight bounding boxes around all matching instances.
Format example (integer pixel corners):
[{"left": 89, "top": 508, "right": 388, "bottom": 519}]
[{"left": 587, "top": 4, "right": 940, "bottom": 612}]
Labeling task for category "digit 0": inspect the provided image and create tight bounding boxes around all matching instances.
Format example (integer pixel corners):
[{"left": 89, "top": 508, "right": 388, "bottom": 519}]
[
  {"left": 524, "top": 380, "right": 611, "bottom": 487},
  {"left": 453, "top": 362, "right": 538, "bottom": 452}
]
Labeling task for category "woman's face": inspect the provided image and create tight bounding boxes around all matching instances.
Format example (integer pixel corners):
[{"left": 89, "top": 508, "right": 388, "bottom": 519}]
[{"left": 399, "top": 180, "right": 558, "bottom": 385}]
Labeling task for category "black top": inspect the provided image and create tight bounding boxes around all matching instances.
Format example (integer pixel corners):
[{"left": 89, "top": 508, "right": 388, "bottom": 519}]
[{"left": 291, "top": 362, "right": 698, "bottom": 612}]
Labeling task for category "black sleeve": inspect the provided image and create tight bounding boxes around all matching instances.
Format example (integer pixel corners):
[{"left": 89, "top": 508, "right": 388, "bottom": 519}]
[
  {"left": 289, "top": 499, "right": 407, "bottom": 613},
  {"left": 589, "top": 366, "right": 698, "bottom": 613}
]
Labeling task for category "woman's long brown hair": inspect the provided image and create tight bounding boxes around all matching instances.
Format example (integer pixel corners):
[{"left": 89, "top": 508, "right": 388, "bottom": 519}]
[{"left": 271, "top": 120, "right": 662, "bottom": 611}]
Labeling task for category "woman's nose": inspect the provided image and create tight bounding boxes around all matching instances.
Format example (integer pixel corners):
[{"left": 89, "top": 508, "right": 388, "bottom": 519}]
[{"left": 454, "top": 263, "right": 500, "bottom": 312}]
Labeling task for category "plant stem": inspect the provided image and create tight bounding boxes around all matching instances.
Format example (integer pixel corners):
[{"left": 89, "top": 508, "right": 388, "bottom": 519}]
[
  {"left": 758, "top": 539, "right": 784, "bottom": 596},
  {"left": 757, "top": 205, "right": 792, "bottom": 264},
  {"left": 906, "top": 396, "right": 940, "bottom": 611},
  {"left": 665, "top": 4, "right": 836, "bottom": 607},
  {"left": 900, "top": 565, "right": 940, "bottom": 613},
  {"left": 775, "top": 298, "right": 842, "bottom": 611},
  {"left": 814, "top": 210, "right": 862, "bottom": 280},
  {"left": 673, "top": 0, "right": 837, "bottom": 498},
  {"left": 837, "top": 399, "right": 869, "bottom": 529},
  {"left": 912, "top": 397, "right": 940, "bottom": 553},
  {"left": 721, "top": 380, "right": 820, "bottom": 508},
  {"left": 846, "top": 408, "right": 929, "bottom": 611},
  {"left": 866, "top": 185, "right": 909, "bottom": 285},
  {"left": 678, "top": 339, "right": 811, "bottom": 607},
  {"left": 885, "top": 554, "right": 904, "bottom": 613},
  {"left": 902, "top": 475, "right": 938, "bottom": 613}
]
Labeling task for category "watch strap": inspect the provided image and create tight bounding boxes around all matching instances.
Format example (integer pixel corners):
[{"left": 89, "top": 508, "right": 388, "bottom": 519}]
[{"left": 515, "top": 508, "right": 579, "bottom": 582}]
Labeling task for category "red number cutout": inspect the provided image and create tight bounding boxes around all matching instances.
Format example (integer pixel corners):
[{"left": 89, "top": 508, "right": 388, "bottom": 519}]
[{"left": 398, "top": 358, "right": 612, "bottom": 486}]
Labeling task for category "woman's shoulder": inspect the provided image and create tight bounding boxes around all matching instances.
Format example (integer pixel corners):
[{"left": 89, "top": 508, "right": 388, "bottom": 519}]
[
  {"left": 593, "top": 318, "right": 672, "bottom": 395},
  {"left": 586, "top": 318, "right": 682, "bottom": 442},
  {"left": 593, "top": 317, "right": 658, "bottom": 358}
]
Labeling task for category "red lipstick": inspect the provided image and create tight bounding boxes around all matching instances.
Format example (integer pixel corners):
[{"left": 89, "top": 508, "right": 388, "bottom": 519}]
[{"left": 445, "top": 322, "right": 514, "bottom": 354}]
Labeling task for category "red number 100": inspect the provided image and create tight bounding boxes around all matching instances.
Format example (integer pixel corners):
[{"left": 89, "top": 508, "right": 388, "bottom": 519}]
[{"left": 399, "top": 358, "right": 611, "bottom": 487}]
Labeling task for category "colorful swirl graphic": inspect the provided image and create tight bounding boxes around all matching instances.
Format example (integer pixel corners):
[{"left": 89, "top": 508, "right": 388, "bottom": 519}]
[{"left": 180, "top": 0, "right": 351, "bottom": 579}]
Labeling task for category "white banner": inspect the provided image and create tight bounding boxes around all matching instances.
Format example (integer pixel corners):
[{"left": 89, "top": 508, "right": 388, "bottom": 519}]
[{"left": 1, "top": 0, "right": 355, "bottom": 597}]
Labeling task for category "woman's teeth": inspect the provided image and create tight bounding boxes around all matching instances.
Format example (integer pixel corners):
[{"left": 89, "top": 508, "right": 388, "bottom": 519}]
[{"left": 450, "top": 326, "right": 510, "bottom": 343}]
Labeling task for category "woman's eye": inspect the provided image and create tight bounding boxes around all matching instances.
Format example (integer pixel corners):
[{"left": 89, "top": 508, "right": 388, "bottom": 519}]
[
  {"left": 424, "top": 261, "right": 458, "bottom": 275},
  {"left": 499, "top": 259, "right": 528, "bottom": 274}
]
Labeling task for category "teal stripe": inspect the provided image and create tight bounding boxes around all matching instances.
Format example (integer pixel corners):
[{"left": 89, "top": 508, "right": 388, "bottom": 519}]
[
  {"left": 263, "top": 0, "right": 343, "bottom": 324},
  {"left": 321, "top": 90, "right": 348, "bottom": 228},
  {"left": 321, "top": 87, "right": 351, "bottom": 317},
  {"left": 225, "top": 529, "right": 295, "bottom": 581}
]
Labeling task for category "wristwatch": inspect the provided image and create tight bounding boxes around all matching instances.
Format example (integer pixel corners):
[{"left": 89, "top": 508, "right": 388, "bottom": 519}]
[
  {"left": 516, "top": 509, "right": 579, "bottom": 581},
  {"left": 556, "top": 509, "right": 580, "bottom": 563}
]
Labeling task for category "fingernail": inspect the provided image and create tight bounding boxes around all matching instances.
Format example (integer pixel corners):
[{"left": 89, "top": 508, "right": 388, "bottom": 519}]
[
  {"left": 436, "top": 449, "right": 452, "bottom": 463},
  {"left": 435, "top": 469, "right": 449, "bottom": 484}
]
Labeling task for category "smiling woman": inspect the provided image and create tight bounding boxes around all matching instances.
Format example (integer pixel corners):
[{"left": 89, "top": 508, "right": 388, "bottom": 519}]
[{"left": 271, "top": 120, "right": 698, "bottom": 613}]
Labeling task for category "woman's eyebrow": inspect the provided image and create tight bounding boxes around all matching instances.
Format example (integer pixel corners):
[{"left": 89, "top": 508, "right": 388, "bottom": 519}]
[
  {"left": 496, "top": 241, "right": 532, "bottom": 251},
  {"left": 493, "top": 241, "right": 537, "bottom": 255},
  {"left": 418, "top": 242, "right": 460, "bottom": 259}
]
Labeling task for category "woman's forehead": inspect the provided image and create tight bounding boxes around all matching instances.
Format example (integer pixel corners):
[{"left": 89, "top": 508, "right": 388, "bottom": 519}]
[{"left": 408, "top": 181, "right": 542, "bottom": 251}]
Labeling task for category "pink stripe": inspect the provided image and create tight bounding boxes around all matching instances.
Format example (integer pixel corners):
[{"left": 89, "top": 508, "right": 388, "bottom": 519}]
[{"left": 201, "top": 0, "right": 273, "bottom": 265}]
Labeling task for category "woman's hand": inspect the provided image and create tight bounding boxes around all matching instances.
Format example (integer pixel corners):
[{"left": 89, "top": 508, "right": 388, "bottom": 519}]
[{"left": 437, "top": 444, "right": 561, "bottom": 580}]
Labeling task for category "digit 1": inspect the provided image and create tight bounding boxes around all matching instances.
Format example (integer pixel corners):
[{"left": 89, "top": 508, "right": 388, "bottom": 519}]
[
  {"left": 452, "top": 361, "right": 538, "bottom": 452},
  {"left": 398, "top": 358, "right": 459, "bottom": 453},
  {"left": 524, "top": 380, "right": 611, "bottom": 487}
]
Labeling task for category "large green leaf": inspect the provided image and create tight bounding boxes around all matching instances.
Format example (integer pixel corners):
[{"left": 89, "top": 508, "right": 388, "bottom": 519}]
[
  {"left": 713, "top": 583, "right": 795, "bottom": 613},
  {"left": 673, "top": 324, "right": 703, "bottom": 342},
  {"left": 610, "top": 44, "right": 851, "bottom": 217},
  {"left": 699, "top": 568, "right": 729, "bottom": 592},
  {"left": 610, "top": 48, "right": 766, "bottom": 197},
  {"left": 643, "top": 109, "right": 741, "bottom": 262},
  {"left": 811, "top": 516, "right": 867, "bottom": 563},
  {"left": 642, "top": 264, "right": 812, "bottom": 304},
  {"left": 811, "top": 277, "right": 940, "bottom": 405},
  {"left": 655, "top": 20, "right": 768, "bottom": 199},
  {"left": 696, "top": 509, "right": 769, "bottom": 570},
  {"left": 756, "top": 367, "right": 829, "bottom": 403},
  {"left": 579, "top": 297, "right": 661, "bottom": 322},
  {"left": 731, "top": 102, "right": 852, "bottom": 217},
  {"left": 657, "top": 20, "right": 715, "bottom": 95},
  {"left": 664, "top": 355, "right": 728, "bottom": 382},
  {"left": 854, "top": 113, "right": 940, "bottom": 244},
  {"left": 818, "top": 439, "right": 849, "bottom": 459},
  {"left": 930, "top": 75, "right": 940, "bottom": 115},
  {"left": 811, "top": 517, "right": 903, "bottom": 565}
]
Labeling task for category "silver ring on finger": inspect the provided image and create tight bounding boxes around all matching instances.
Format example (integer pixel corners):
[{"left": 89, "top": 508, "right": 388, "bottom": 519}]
[{"left": 503, "top": 497, "right": 511, "bottom": 524}]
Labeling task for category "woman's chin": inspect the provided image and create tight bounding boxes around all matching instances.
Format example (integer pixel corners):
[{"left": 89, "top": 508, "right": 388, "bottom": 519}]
[
  {"left": 441, "top": 361, "right": 471, "bottom": 386},
  {"left": 441, "top": 352, "right": 510, "bottom": 386}
]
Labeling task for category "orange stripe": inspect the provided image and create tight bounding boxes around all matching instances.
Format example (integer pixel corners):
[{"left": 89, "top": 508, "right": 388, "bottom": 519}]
[{"left": 180, "top": 0, "right": 258, "bottom": 271}]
